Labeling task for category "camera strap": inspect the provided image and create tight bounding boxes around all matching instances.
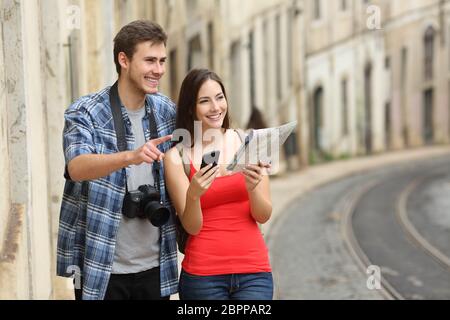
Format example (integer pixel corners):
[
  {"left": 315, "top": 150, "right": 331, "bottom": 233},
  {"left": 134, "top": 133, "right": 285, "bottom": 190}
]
[{"left": 109, "top": 81, "right": 162, "bottom": 192}]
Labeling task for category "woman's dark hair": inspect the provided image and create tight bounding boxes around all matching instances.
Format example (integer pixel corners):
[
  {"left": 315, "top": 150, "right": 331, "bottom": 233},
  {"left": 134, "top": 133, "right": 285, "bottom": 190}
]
[
  {"left": 113, "top": 20, "right": 167, "bottom": 75},
  {"left": 176, "top": 69, "right": 231, "bottom": 146}
]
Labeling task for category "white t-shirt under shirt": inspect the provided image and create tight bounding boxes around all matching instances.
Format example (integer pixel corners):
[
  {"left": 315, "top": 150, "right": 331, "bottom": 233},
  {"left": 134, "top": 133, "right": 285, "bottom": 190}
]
[{"left": 112, "top": 106, "right": 160, "bottom": 274}]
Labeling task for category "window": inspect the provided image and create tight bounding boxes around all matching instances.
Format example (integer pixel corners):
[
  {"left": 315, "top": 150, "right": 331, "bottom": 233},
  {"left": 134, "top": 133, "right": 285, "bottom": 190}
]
[
  {"left": 207, "top": 22, "right": 214, "bottom": 69},
  {"left": 287, "top": 8, "right": 294, "bottom": 86},
  {"left": 313, "top": 0, "right": 321, "bottom": 20},
  {"left": 169, "top": 49, "right": 178, "bottom": 101},
  {"left": 423, "top": 89, "right": 434, "bottom": 144},
  {"left": 385, "top": 56, "right": 390, "bottom": 70},
  {"left": 186, "top": 0, "right": 198, "bottom": 18},
  {"left": 188, "top": 35, "right": 202, "bottom": 71},
  {"left": 424, "top": 26, "right": 435, "bottom": 80},
  {"left": 448, "top": 26, "right": 450, "bottom": 72},
  {"left": 364, "top": 64, "right": 373, "bottom": 153},
  {"left": 275, "top": 14, "right": 282, "bottom": 100},
  {"left": 401, "top": 47, "right": 408, "bottom": 81},
  {"left": 401, "top": 47, "right": 409, "bottom": 146},
  {"left": 67, "top": 31, "right": 80, "bottom": 103},
  {"left": 385, "top": 102, "right": 391, "bottom": 149},
  {"left": 312, "top": 87, "right": 324, "bottom": 151},
  {"left": 249, "top": 31, "right": 256, "bottom": 108},
  {"left": 230, "top": 41, "right": 242, "bottom": 125},
  {"left": 341, "top": 78, "right": 349, "bottom": 136},
  {"left": 263, "top": 20, "right": 269, "bottom": 114}
]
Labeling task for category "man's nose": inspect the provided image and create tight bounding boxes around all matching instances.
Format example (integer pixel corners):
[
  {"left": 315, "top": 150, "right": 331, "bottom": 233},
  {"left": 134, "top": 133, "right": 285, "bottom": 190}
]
[{"left": 154, "top": 62, "right": 164, "bottom": 75}]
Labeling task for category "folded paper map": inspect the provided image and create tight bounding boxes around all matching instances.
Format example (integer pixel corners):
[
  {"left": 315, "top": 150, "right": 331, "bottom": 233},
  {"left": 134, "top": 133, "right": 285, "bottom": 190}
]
[{"left": 227, "top": 121, "right": 298, "bottom": 172}]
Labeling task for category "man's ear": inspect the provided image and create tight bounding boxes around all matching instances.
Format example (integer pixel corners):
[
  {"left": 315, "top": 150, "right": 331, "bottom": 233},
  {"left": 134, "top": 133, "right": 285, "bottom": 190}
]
[{"left": 118, "top": 52, "right": 129, "bottom": 73}]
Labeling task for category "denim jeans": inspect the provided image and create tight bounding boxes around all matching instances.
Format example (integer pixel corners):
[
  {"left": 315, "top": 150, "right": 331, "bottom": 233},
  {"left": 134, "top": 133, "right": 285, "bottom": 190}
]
[{"left": 179, "top": 269, "right": 273, "bottom": 300}]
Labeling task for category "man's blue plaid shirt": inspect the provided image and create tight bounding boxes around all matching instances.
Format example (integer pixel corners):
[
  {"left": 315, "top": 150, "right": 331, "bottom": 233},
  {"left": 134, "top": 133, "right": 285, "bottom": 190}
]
[{"left": 57, "top": 85, "right": 178, "bottom": 300}]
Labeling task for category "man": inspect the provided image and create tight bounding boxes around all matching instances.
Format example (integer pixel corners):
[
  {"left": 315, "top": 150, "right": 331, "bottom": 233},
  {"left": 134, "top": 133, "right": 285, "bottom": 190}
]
[{"left": 56, "top": 20, "right": 178, "bottom": 300}]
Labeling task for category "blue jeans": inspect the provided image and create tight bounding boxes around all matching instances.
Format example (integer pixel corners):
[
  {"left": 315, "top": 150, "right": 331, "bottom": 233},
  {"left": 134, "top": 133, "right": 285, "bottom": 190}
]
[{"left": 179, "top": 270, "right": 273, "bottom": 300}]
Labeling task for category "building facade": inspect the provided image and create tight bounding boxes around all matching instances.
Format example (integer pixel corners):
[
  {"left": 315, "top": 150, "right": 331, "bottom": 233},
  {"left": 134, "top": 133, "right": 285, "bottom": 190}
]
[{"left": 305, "top": 0, "right": 450, "bottom": 161}]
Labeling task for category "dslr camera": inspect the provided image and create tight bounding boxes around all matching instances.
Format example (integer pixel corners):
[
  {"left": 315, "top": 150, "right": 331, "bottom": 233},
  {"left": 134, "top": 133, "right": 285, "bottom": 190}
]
[{"left": 122, "top": 185, "right": 170, "bottom": 227}]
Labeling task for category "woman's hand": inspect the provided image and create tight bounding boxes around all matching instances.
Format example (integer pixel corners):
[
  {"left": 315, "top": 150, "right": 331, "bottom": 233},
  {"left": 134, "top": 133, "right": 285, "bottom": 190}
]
[
  {"left": 187, "top": 164, "right": 220, "bottom": 201},
  {"left": 243, "top": 161, "right": 271, "bottom": 192}
]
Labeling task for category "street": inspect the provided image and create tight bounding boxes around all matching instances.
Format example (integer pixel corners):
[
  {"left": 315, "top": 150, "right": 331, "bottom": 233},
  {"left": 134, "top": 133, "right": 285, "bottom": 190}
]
[{"left": 268, "top": 155, "right": 450, "bottom": 299}]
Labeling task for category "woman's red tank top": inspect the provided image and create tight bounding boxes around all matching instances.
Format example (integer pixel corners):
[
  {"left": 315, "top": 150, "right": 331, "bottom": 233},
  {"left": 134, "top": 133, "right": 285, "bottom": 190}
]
[{"left": 181, "top": 162, "right": 271, "bottom": 276}]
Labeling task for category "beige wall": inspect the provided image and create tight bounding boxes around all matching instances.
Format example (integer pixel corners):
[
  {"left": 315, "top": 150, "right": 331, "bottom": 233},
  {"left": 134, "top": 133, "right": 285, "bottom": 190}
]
[
  {"left": 1, "top": 0, "right": 32, "bottom": 299},
  {"left": 1, "top": 0, "right": 54, "bottom": 299},
  {"left": 22, "top": 0, "right": 53, "bottom": 299},
  {"left": 0, "top": 0, "right": 10, "bottom": 256}
]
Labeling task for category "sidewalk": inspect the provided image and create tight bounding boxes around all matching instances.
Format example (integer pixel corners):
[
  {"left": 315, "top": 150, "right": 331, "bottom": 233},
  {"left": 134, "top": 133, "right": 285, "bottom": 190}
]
[{"left": 264, "top": 146, "right": 450, "bottom": 238}]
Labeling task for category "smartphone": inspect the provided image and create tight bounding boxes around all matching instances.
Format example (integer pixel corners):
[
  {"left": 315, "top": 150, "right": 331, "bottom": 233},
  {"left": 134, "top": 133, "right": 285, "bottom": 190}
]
[{"left": 201, "top": 150, "right": 220, "bottom": 171}]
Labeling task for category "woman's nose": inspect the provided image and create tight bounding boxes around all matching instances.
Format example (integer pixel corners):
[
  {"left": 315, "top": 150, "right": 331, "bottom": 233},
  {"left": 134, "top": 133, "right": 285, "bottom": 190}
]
[{"left": 210, "top": 100, "right": 220, "bottom": 111}]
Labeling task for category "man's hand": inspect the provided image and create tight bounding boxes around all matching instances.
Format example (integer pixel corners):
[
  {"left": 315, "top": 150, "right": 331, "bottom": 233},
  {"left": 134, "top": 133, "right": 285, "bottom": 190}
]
[
  {"left": 67, "top": 135, "right": 173, "bottom": 182},
  {"left": 128, "top": 135, "right": 172, "bottom": 165}
]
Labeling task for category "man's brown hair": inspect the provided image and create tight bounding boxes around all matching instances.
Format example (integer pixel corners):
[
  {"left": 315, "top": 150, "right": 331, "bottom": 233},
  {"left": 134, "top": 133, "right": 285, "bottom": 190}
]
[{"left": 113, "top": 20, "right": 167, "bottom": 75}]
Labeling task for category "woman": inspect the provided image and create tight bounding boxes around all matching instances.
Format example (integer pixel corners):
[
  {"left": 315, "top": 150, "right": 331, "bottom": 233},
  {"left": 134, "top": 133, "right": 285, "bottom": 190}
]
[{"left": 164, "top": 69, "right": 273, "bottom": 300}]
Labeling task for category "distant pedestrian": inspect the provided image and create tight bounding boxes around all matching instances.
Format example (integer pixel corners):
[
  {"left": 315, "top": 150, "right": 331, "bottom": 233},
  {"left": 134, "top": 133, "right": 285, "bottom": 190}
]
[{"left": 246, "top": 106, "right": 268, "bottom": 130}]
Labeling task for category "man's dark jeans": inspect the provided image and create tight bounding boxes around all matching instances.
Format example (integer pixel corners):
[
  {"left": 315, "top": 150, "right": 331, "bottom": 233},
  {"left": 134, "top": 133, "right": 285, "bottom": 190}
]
[{"left": 74, "top": 266, "right": 170, "bottom": 300}]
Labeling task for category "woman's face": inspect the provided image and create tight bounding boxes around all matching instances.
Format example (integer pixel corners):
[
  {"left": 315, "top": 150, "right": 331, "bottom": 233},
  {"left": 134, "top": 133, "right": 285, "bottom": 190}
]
[{"left": 195, "top": 79, "right": 228, "bottom": 131}]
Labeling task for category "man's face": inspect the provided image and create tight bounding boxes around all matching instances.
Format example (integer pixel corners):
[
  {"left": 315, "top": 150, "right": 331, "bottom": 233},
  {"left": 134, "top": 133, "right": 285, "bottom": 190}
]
[{"left": 121, "top": 41, "right": 167, "bottom": 95}]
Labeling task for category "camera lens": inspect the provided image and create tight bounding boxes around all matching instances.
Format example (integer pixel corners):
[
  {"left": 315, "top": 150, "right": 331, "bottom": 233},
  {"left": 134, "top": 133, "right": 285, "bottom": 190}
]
[{"left": 144, "top": 202, "right": 170, "bottom": 227}]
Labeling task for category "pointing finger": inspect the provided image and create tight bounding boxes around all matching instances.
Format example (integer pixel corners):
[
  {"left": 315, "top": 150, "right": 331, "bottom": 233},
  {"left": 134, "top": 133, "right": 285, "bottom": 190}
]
[
  {"left": 147, "top": 143, "right": 163, "bottom": 156},
  {"left": 151, "top": 135, "right": 173, "bottom": 146}
]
